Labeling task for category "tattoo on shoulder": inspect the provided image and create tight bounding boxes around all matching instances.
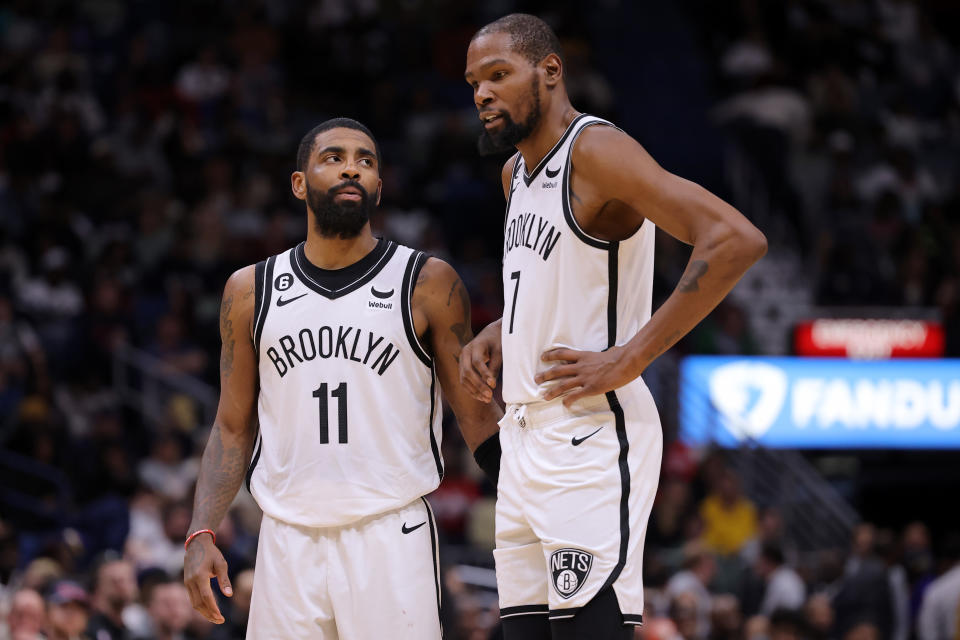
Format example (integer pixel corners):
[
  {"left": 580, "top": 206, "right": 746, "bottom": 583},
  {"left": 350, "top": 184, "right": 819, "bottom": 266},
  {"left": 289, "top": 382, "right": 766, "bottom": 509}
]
[
  {"left": 570, "top": 186, "right": 584, "bottom": 206},
  {"left": 220, "top": 292, "right": 236, "bottom": 378},
  {"left": 447, "top": 277, "right": 473, "bottom": 363},
  {"left": 446, "top": 277, "right": 471, "bottom": 311},
  {"left": 678, "top": 260, "right": 709, "bottom": 293}
]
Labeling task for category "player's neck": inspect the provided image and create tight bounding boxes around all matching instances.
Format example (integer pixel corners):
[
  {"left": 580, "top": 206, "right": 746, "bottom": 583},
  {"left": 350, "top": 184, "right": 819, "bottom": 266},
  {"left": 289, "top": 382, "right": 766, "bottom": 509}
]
[
  {"left": 516, "top": 104, "right": 581, "bottom": 171},
  {"left": 303, "top": 225, "right": 379, "bottom": 270}
]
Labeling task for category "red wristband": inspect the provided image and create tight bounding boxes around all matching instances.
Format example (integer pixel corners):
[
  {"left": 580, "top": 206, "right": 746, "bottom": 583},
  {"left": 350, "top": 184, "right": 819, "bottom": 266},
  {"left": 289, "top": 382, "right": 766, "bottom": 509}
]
[{"left": 184, "top": 529, "right": 216, "bottom": 550}]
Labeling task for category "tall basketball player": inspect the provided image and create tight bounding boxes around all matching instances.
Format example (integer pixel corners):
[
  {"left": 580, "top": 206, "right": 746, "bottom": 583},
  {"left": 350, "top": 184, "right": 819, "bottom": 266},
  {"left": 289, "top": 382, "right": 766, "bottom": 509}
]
[
  {"left": 460, "top": 15, "right": 767, "bottom": 640},
  {"left": 183, "top": 118, "right": 502, "bottom": 639}
]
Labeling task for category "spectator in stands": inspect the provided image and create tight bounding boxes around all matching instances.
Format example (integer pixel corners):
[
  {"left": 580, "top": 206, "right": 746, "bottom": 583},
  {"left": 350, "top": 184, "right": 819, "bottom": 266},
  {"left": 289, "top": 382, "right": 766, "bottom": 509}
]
[
  {"left": 209, "top": 569, "right": 253, "bottom": 640},
  {"left": 669, "top": 591, "right": 703, "bottom": 640},
  {"left": 710, "top": 593, "right": 743, "bottom": 640},
  {"left": 136, "top": 433, "right": 198, "bottom": 503},
  {"left": 15, "top": 247, "right": 84, "bottom": 361},
  {"left": 769, "top": 608, "right": 809, "bottom": 640},
  {"left": 901, "top": 522, "right": 935, "bottom": 622},
  {"left": 742, "top": 508, "right": 798, "bottom": 569},
  {"left": 648, "top": 479, "right": 696, "bottom": 557},
  {"left": 833, "top": 524, "right": 894, "bottom": 640},
  {"left": 757, "top": 544, "right": 806, "bottom": 616},
  {"left": 875, "top": 529, "right": 910, "bottom": 640},
  {"left": 1, "top": 588, "right": 46, "bottom": 640},
  {"left": 0, "top": 292, "right": 48, "bottom": 411},
  {"left": 700, "top": 468, "right": 758, "bottom": 556},
  {"left": 643, "top": 616, "right": 684, "bottom": 640},
  {"left": 805, "top": 593, "right": 837, "bottom": 640},
  {"left": 45, "top": 580, "right": 91, "bottom": 640},
  {"left": 843, "top": 622, "right": 880, "bottom": 640},
  {"left": 916, "top": 533, "right": 960, "bottom": 640},
  {"left": 744, "top": 614, "right": 768, "bottom": 640},
  {"left": 86, "top": 554, "right": 141, "bottom": 640},
  {"left": 133, "top": 578, "right": 191, "bottom": 640},
  {"left": 667, "top": 547, "right": 717, "bottom": 639}
]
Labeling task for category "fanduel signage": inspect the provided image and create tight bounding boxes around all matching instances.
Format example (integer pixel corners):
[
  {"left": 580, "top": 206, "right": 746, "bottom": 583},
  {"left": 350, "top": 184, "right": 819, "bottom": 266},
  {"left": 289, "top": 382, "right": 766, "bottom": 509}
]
[{"left": 680, "top": 357, "right": 960, "bottom": 448}]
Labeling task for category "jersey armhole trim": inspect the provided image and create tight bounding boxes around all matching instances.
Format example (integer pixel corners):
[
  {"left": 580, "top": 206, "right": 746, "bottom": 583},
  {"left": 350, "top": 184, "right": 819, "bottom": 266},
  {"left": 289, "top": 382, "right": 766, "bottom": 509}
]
[
  {"left": 561, "top": 120, "right": 626, "bottom": 250},
  {"left": 253, "top": 256, "right": 276, "bottom": 356},
  {"left": 502, "top": 153, "right": 522, "bottom": 237},
  {"left": 244, "top": 430, "right": 262, "bottom": 493},
  {"left": 401, "top": 250, "right": 433, "bottom": 368}
]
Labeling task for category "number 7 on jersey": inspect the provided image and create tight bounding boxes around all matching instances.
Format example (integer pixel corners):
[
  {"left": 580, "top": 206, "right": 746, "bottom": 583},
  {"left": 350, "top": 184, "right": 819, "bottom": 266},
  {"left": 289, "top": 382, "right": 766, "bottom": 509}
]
[{"left": 508, "top": 270, "right": 521, "bottom": 334}]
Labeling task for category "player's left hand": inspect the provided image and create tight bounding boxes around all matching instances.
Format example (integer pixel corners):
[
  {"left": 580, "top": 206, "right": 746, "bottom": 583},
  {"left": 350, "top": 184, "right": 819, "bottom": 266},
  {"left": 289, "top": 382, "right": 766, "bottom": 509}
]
[{"left": 535, "top": 346, "right": 639, "bottom": 406}]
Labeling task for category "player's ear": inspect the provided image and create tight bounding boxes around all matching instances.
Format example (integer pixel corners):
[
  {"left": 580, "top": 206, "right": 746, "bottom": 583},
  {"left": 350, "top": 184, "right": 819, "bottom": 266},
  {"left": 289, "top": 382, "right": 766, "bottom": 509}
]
[
  {"left": 375, "top": 179, "right": 382, "bottom": 206},
  {"left": 541, "top": 53, "right": 562, "bottom": 89},
  {"left": 291, "top": 171, "right": 306, "bottom": 201}
]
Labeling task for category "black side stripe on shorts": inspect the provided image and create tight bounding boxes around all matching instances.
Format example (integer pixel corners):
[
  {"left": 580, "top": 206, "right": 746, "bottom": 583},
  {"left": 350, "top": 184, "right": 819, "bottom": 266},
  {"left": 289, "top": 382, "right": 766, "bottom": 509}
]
[
  {"left": 245, "top": 431, "right": 262, "bottom": 493},
  {"left": 401, "top": 250, "right": 432, "bottom": 368},
  {"left": 253, "top": 255, "right": 276, "bottom": 356},
  {"left": 421, "top": 498, "right": 442, "bottom": 634},
  {"left": 599, "top": 242, "right": 631, "bottom": 594},
  {"left": 623, "top": 614, "right": 644, "bottom": 626},
  {"left": 500, "top": 604, "right": 549, "bottom": 618}
]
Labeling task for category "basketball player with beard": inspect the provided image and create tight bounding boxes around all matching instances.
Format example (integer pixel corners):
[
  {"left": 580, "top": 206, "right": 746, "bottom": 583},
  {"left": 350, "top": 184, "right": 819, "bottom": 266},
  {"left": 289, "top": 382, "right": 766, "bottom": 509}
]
[
  {"left": 459, "top": 14, "right": 767, "bottom": 640},
  {"left": 183, "top": 118, "right": 502, "bottom": 639}
]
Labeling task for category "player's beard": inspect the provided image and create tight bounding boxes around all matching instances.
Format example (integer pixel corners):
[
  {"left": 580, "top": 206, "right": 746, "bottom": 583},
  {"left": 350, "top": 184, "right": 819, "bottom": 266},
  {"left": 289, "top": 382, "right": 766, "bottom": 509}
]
[
  {"left": 306, "top": 180, "right": 373, "bottom": 239},
  {"left": 477, "top": 77, "right": 542, "bottom": 156}
]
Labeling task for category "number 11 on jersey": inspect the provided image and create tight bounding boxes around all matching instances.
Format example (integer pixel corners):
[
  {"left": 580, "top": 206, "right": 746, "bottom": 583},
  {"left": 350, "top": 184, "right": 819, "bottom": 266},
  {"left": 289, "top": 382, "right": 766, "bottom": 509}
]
[{"left": 312, "top": 382, "right": 348, "bottom": 443}]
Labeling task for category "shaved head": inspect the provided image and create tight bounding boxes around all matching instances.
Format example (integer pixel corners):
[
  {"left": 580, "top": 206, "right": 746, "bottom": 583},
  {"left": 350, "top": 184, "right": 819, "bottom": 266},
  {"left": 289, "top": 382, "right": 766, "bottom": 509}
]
[{"left": 472, "top": 13, "right": 563, "bottom": 69}]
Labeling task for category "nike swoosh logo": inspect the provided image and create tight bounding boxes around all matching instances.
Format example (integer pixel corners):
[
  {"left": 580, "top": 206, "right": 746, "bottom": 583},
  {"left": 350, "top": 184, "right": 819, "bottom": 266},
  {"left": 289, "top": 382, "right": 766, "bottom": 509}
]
[
  {"left": 545, "top": 166, "right": 560, "bottom": 179},
  {"left": 571, "top": 426, "right": 603, "bottom": 446},
  {"left": 276, "top": 293, "right": 307, "bottom": 307},
  {"left": 402, "top": 521, "right": 426, "bottom": 534},
  {"left": 371, "top": 287, "right": 394, "bottom": 299}
]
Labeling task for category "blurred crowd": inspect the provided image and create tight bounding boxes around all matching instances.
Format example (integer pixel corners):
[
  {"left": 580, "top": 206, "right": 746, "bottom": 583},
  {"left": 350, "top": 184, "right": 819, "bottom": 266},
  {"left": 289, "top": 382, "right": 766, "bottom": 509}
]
[
  {"left": 2, "top": 0, "right": 960, "bottom": 639},
  {"left": 688, "top": 0, "right": 960, "bottom": 352}
]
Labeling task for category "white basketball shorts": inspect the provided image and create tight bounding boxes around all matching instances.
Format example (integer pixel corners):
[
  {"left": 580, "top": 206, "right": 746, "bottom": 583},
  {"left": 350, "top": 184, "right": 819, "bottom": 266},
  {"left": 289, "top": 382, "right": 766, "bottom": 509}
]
[
  {"left": 494, "top": 378, "right": 662, "bottom": 625},
  {"left": 246, "top": 498, "right": 442, "bottom": 639}
]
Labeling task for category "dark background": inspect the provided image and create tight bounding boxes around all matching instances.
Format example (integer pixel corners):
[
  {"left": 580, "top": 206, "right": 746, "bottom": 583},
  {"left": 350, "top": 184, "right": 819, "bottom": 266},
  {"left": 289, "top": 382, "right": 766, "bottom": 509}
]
[{"left": 2, "top": 1, "right": 959, "bottom": 639}]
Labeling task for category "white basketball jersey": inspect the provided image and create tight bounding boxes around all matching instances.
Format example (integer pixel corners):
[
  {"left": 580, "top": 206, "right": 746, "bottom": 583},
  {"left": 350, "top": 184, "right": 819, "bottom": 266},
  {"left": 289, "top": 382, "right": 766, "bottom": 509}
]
[
  {"left": 246, "top": 240, "right": 443, "bottom": 528},
  {"left": 501, "top": 114, "right": 656, "bottom": 404}
]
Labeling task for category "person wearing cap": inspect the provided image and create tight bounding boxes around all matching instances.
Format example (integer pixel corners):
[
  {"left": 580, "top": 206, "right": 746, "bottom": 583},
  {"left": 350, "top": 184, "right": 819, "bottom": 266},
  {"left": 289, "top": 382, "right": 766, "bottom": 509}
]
[{"left": 45, "top": 580, "right": 91, "bottom": 640}]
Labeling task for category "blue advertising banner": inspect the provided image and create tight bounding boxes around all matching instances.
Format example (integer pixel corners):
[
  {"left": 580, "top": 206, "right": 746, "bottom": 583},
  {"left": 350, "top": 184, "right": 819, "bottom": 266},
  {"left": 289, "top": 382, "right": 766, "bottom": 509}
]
[{"left": 679, "top": 357, "right": 960, "bottom": 448}]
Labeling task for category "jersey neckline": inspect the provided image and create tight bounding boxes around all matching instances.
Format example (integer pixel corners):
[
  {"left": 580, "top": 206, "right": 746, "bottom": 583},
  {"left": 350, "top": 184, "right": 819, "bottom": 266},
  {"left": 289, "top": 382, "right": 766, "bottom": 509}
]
[
  {"left": 290, "top": 237, "right": 398, "bottom": 299},
  {"left": 521, "top": 113, "right": 592, "bottom": 187}
]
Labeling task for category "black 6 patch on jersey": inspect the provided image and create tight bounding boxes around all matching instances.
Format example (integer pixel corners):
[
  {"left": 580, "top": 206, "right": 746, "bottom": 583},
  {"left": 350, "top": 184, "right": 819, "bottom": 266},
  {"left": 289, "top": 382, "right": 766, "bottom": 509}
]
[{"left": 550, "top": 548, "right": 593, "bottom": 599}]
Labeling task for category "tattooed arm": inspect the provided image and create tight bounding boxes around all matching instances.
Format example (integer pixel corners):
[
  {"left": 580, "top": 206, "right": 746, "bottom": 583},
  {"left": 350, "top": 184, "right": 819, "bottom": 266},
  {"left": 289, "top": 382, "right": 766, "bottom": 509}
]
[
  {"left": 412, "top": 258, "right": 502, "bottom": 452},
  {"left": 184, "top": 265, "right": 258, "bottom": 623},
  {"left": 537, "top": 125, "right": 767, "bottom": 405}
]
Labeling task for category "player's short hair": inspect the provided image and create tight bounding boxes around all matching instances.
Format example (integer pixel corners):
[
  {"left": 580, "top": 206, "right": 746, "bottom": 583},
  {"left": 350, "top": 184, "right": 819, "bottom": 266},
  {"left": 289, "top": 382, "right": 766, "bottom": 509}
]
[
  {"left": 473, "top": 13, "right": 564, "bottom": 68},
  {"left": 296, "top": 118, "right": 381, "bottom": 172}
]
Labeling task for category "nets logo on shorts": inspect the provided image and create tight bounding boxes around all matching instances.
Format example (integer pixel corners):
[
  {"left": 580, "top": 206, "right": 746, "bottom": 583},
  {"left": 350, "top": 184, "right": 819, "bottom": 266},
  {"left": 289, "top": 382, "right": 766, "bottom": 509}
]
[{"left": 550, "top": 548, "right": 593, "bottom": 599}]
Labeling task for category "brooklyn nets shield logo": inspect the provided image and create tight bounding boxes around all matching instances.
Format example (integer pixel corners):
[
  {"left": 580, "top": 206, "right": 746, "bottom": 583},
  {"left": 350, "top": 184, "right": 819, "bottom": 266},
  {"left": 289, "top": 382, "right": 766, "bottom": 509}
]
[{"left": 550, "top": 548, "right": 593, "bottom": 599}]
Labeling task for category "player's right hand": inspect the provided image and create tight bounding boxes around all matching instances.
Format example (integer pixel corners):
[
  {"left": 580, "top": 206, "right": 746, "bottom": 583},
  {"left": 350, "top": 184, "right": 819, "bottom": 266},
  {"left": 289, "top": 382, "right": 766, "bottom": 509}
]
[
  {"left": 459, "top": 319, "right": 502, "bottom": 402},
  {"left": 184, "top": 535, "right": 232, "bottom": 624}
]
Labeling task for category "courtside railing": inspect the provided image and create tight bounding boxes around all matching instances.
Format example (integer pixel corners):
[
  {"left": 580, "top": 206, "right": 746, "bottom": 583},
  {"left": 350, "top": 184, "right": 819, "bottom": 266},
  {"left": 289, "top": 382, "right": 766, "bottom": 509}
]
[
  {"left": 112, "top": 345, "right": 217, "bottom": 430},
  {"left": 679, "top": 372, "right": 859, "bottom": 553}
]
